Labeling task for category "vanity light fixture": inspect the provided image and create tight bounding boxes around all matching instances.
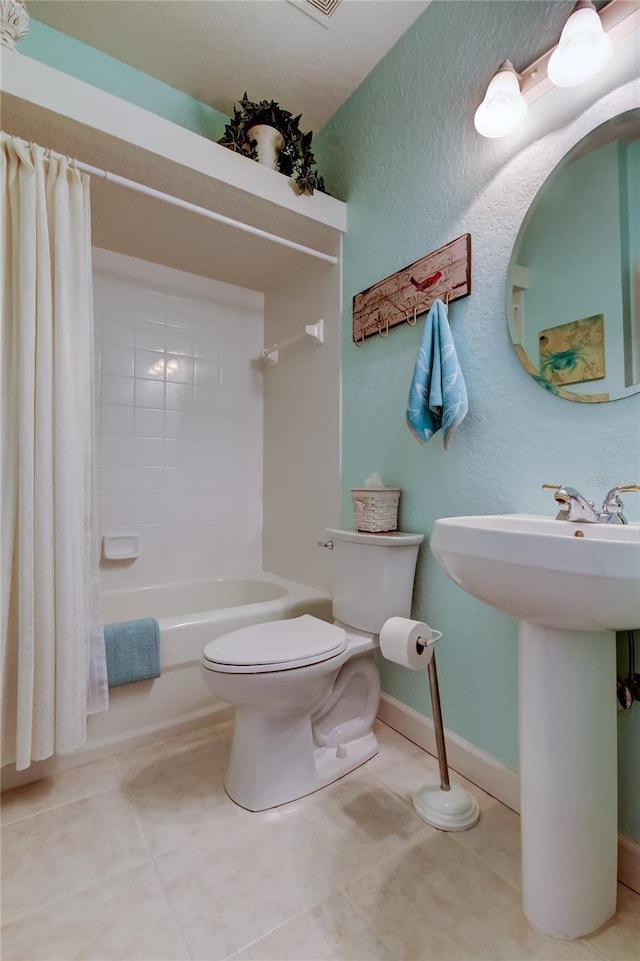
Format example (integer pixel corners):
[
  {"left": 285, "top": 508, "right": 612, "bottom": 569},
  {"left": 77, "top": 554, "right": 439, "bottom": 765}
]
[
  {"left": 474, "top": 0, "right": 638, "bottom": 139},
  {"left": 548, "top": 0, "right": 613, "bottom": 88},
  {"left": 473, "top": 60, "right": 528, "bottom": 138}
]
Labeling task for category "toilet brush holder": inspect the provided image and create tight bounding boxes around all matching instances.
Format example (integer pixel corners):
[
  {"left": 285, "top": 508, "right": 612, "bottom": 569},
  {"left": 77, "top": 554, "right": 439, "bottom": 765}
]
[{"left": 412, "top": 652, "right": 480, "bottom": 832}]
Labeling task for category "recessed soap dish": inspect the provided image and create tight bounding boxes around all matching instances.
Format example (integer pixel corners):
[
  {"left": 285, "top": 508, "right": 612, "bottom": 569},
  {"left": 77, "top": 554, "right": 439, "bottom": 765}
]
[{"left": 102, "top": 533, "right": 139, "bottom": 561}]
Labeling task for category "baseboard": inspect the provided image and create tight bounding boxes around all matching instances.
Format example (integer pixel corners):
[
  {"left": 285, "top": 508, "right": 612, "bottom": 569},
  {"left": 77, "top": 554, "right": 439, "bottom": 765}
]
[
  {"left": 377, "top": 692, "right": 640, "bottom": 895},
  {"left": 618, "top": 835, "right": 640, "bottom": 894},
  {"left": 377, "top": 692, "right": 521, "bottom": 812}
]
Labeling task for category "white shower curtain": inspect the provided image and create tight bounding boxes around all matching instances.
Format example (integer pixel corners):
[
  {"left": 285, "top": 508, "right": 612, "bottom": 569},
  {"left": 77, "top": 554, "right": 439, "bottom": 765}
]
[{"left": 1, "top": 134, "right": 108, "bottom": 771}]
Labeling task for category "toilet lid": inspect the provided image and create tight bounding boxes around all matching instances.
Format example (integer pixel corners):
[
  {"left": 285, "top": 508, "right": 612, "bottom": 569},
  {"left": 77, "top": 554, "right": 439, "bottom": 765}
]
[{"left": 201, "top": 615, "right": 347, "bottom": 673}]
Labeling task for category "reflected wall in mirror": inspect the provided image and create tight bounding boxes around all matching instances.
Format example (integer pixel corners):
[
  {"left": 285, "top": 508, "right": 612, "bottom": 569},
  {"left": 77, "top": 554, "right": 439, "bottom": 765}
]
[{"left": 507, "top": 109, "right": 640, "bottom": 402}]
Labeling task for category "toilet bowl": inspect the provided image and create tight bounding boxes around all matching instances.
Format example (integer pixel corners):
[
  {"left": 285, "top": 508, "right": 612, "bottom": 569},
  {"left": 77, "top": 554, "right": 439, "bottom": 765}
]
[{"left": 200, "top": 528, "right": 424, "bottom": 811}]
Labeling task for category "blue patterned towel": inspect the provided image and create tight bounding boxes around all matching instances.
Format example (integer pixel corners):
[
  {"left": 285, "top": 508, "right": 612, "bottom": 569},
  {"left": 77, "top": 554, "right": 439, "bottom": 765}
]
[
  {"left": 406, "top": 299, "right": 468, "bottom": 450},
  {"left": 104, "top": 617, "right": 161, "bottom": 688}
]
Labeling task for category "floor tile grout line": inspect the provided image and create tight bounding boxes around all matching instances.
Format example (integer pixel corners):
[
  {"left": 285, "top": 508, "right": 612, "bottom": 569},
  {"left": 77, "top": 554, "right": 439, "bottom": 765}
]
[
  {"left": 123, "top": 786, "right": 156, "bottom": 862},
  {"left": 445, "top": 828, "right": 524, "bottom": 898},
  {"left": 148, "top": 856, "right": 195, "bottom": 961},
  {"left": 0, "top": 853, "right": 153, "bottom": 930},
  {"left": 1, "top": 773, "right": 121, "bottom": 828},
  {"left": 219, "top": 902, "right": 315, "bottom": 961},
  {"left": 340, "top": 884, "right": 402, "bottom": 961}
]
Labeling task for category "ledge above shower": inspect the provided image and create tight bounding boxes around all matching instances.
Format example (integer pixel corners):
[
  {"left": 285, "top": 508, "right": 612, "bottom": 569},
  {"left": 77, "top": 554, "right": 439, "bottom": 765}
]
[{"left": 0, "top": 52, "right": 346, "bottom": 292}]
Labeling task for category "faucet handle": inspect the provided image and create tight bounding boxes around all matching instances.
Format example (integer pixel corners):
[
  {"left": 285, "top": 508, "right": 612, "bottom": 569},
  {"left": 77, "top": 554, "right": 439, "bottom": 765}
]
[
  {"left": 542, "top": 484, "right": 562, "bottom": 490},
  {"left": 600, "top": 484, "right": 639, "bottom": 524}
]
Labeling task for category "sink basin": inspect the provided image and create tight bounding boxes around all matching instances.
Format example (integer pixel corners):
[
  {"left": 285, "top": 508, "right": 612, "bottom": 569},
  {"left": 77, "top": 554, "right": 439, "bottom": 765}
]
[
  {"left": 430, "top": 513, "right": 640, "bottom": 631},
  {"left": 429, "top": 512, "right": 640, "bottom": 941}
]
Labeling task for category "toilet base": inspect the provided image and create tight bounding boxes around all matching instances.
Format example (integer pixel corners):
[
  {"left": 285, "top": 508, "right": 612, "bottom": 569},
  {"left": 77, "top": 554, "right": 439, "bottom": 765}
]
[{"left": 224, "top": 706, "right": 378, "bottom": 811}]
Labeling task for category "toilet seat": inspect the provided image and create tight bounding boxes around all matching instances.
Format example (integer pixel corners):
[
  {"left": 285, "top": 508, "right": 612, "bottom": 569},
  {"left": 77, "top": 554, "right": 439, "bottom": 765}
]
[{"left": 201, "top": 614, "right": 347, "bottom": 674}]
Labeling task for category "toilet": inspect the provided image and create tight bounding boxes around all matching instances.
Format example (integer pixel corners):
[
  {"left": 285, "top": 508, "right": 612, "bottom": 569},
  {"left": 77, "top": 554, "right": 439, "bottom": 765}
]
[{"left": 200, "top": 527, "right": 424, "bottom": 811}]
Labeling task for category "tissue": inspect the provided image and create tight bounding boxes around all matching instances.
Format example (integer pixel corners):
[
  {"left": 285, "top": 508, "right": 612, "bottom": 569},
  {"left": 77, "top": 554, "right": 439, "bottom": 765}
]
[{"left": 364, "top": 473, "right": 384, "bottom": 489}]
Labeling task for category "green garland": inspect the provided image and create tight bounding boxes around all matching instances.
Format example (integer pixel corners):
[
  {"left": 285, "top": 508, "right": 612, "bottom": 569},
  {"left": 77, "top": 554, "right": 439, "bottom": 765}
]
[{"left": 218, "top": 93, "right": 326, "bottom": 196}]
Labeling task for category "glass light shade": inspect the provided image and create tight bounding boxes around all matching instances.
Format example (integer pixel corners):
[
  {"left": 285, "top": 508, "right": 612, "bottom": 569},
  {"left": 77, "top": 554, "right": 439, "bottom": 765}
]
[
  {"left": 474, "top": 67, "right": 528, "bottom": 139},
  {"left": 548, "top": 5, "right": 613, "bottom": 88}
]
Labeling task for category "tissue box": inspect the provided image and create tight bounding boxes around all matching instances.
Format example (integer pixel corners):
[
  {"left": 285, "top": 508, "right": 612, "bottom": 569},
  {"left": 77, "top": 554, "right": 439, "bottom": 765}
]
[{"left": 350, "top": 488, "right": 400, "bottom": 533}]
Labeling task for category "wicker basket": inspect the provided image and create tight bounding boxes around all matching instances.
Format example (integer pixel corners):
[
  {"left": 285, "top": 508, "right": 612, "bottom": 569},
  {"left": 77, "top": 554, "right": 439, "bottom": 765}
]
[{"left": 350, "top": 488, "right": 400, "bottom": 533}]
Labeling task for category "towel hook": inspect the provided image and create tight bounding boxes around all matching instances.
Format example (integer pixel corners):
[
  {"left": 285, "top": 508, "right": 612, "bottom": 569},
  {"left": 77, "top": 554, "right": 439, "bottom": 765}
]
[
  {"left": 444, "top": 289, "right": 451, "bottom": 306},
  {"left": 378, "top": 316, "right": 390, "bottom": 338},
  {"left": 407, "top": 305, "right": 418, "bottom": 327},
  {"left": 354, "top": 327, "right": 365, "bottom": 347}
]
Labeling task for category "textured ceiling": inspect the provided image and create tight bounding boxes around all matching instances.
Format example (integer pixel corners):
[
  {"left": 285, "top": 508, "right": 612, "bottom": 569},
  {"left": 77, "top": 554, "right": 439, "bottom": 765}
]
[{"left": 27, "top": 0, "right": 432, "bottom": 131}]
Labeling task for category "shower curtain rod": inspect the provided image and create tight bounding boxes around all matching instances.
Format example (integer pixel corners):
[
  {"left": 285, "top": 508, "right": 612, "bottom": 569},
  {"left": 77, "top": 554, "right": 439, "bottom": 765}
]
[{"left": 46, "top": 149, "right": 339, "bottom": 266}]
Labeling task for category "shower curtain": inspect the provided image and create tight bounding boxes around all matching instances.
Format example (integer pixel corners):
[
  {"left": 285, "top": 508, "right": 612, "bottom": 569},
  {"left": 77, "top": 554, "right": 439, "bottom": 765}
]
[{"left": 1, "top": 134, "right": 108, "bottom": 771}]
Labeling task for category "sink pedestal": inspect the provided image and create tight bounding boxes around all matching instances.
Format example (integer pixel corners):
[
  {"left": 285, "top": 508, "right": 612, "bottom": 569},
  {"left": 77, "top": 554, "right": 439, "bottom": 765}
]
[{"left": 519, "top": 623, "right": 618, "bottom": 939}]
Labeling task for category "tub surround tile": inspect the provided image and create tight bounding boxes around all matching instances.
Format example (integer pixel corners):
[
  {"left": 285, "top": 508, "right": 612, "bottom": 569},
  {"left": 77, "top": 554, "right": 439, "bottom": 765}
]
[
  {"left": 101, "top": 373, "right": 135, "bottom": 407},
  {"left": 100, "top": 433, "right": 135, "bottom": 466},
  {"left": 101, "top": 343, "right": 135, "bottom": 378},
  {"left": 134, "top": 407, "right": 165, "bottom": 438},
  {"left": 165, "top": 354, "right": 194, "bottom": 383},
  {"left": 230, "top": 892, "right": 395, "bottom": 961},
  {"left": 135, "top": 319, "right": 166, "bottom": 351},
  {"left": 101, "top": 316, "right": 136, "bottom": 348},
  {"left": 101, "top": 403, "right": 135, "bottom": 436},
  {"left": 165, "top": 327, "right": 195, "bottom": 356},
  {"left": 100, "top": 463, "right": 134, "bottom": 497},
  {"left": 134, "top": 377, "right": 165, "bottom": 410},
  {"left": 1, "top": 789, "right": 149, "bottom": 924},
  {"left": 0, "top": 863, "right": 188, "bottom": 961}
]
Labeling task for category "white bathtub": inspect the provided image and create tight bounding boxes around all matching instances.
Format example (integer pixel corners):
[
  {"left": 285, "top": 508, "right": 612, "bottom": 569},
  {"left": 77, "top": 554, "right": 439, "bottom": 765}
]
[
  {"left": 0, "top": 572, "right": 331, "bottom": 792},
  {"left": 100, "top": 572, "right": 332, "bottom": 670},
  {"left": 86, "top": 572, "right": 332, "bottom": 751}
]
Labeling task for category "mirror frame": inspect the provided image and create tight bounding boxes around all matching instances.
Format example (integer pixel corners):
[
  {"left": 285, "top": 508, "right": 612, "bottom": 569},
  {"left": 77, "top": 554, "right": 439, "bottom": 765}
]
[{"left": 506, "top": 108, "right": 640, "bottom": 403}]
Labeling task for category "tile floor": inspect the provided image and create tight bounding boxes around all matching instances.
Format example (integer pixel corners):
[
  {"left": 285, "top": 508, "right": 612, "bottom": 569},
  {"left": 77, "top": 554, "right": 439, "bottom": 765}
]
[{"left": 1, "top": 720, "right": 638, "bottom": 961}]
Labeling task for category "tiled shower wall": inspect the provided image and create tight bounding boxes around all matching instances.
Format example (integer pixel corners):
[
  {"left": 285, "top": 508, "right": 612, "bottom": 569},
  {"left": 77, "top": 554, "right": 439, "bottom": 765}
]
[{"left": 93, "top": 249, "right": 264, "bottom": 590}]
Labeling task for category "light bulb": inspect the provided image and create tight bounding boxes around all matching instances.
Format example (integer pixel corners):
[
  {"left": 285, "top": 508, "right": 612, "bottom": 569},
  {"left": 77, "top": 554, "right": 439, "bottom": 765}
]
[
  {"left": 474, "top": 61, "right": 528, "bottom": 139},
  {"left": 548, "top": 0, "right": 613, "bottom": 88}
]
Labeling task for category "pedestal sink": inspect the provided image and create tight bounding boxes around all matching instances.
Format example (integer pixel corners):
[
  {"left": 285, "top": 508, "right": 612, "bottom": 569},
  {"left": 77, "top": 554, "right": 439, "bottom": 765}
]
[{"left": 430, "top": 514, "right": 640, "bottom": 940}]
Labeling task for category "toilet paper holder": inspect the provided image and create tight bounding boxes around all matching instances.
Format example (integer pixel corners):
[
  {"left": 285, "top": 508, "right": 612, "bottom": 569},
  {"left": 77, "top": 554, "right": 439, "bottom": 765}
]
[
  {"left": 379, "top": 616, "right": 480, "bottom": 832},
  {"left": 415, "top": 630, "right": 442, "bottom": 655},
  {"left": 414, "top": 649, "right": 481, "bottom": 832}
]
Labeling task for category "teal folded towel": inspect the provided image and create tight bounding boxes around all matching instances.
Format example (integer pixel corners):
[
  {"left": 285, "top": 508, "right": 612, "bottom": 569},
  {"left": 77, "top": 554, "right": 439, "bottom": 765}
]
[
  {"left": 104, "top": 617, "right": 161, "bottom": 688},
  {"left": 406, "top": 298, "right": 468, "bottom": 450}
]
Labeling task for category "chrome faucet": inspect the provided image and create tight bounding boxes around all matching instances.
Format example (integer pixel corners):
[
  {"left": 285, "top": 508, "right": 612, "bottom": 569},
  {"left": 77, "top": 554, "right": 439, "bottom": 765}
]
[
  {"left": 542, "top": 483, "right": 640, "bottom": 524},
  {"left": 600, "top": 486, "right": 640, "bottom": 525}
]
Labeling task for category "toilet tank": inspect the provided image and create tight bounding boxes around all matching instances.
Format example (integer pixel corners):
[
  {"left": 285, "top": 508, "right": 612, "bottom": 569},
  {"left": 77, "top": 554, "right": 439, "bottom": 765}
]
[{"left": 326, "top": 528, "right": 424, "bottom": 633}]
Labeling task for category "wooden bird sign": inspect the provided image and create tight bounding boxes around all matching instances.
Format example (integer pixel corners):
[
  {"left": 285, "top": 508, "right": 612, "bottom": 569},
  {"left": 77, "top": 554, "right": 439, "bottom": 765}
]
[{"left": 352, "top": 234, "right": 471, "bottom": 344}]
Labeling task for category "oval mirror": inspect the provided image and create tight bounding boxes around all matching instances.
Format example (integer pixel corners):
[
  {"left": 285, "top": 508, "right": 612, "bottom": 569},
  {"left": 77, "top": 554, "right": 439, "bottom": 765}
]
[{"left": 507, "top": 109, "right": 640, "bottom": 402}]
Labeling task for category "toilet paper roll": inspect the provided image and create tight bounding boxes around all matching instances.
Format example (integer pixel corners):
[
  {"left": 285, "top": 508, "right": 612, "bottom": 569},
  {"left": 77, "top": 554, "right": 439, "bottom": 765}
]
[{"left": 380, "top": 617, "right": 440, "bottom": 670}]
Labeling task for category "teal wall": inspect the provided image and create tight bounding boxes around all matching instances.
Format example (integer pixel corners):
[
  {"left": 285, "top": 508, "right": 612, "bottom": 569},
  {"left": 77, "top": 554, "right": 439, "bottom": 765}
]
[
  {"left": 20, "top": 20, "right": 228, "bottom": 141},
  {"left": 316, "top": 0, "right": 640, "bottom": 840},
  {"left": 623, "top": 140, "right": 640, "bottom": 385}
]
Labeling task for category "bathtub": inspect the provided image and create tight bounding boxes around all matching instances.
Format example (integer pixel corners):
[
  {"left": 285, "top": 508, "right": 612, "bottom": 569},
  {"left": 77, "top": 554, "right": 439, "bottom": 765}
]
[
  {"left": 2, "top": 572, "right": 332, "bottom": 791},
  {"left": 87, "top": 572, "right": 332, "bottom": 751},
  {"left": 1, "top": 573, "right": 331, "bottom": 789}
]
